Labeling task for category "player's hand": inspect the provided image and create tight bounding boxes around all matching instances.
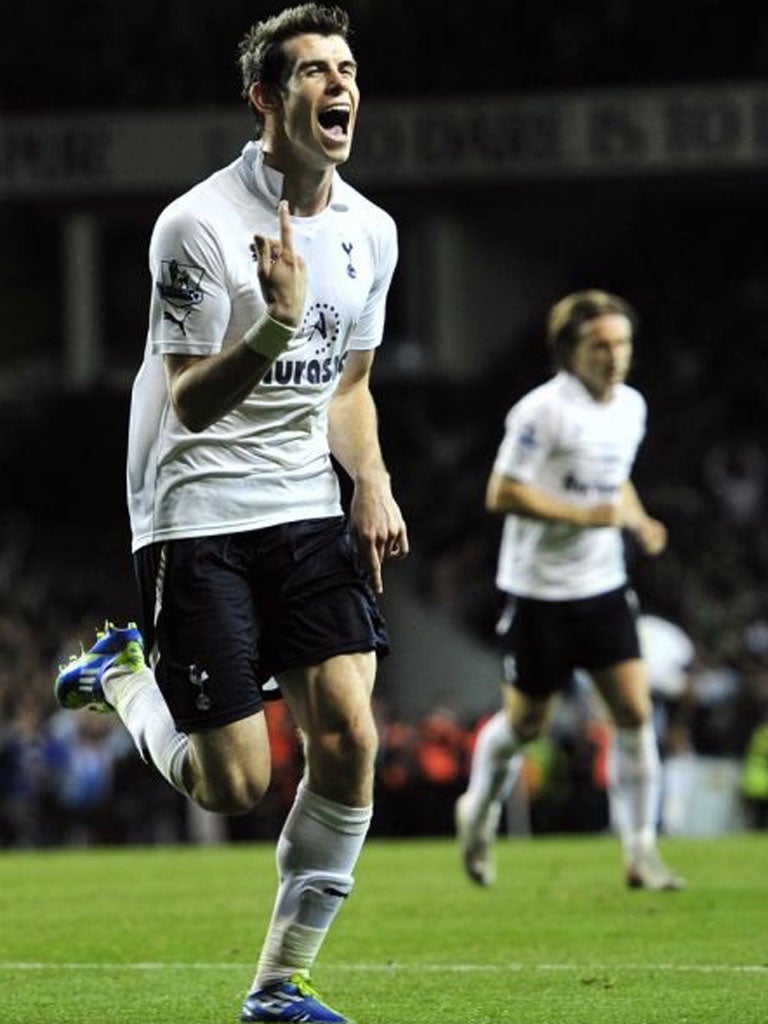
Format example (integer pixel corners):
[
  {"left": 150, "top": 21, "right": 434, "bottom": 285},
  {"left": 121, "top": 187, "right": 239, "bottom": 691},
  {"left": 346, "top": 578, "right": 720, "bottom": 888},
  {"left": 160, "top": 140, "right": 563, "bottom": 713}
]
[
  {"left": 631, "top": 516, "right": 667, "bottom": 556},
  {"left": 350, "top": 478, "right": 409, "bottom": 594},
  {"left": 250, "top": 200, "right": 306, "bottom": 327}
]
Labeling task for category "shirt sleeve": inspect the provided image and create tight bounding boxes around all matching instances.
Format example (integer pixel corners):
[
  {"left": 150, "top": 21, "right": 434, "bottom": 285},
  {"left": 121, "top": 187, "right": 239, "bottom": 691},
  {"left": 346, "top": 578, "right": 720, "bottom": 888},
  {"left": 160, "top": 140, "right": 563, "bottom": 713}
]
[
  {"left": 147, "top": 205, "right": 231, "bottom": 357},
  {"left": 493, "top": 393, "right": 555, "bottom": 484},
  {"left": 348, "top": 211, "right": 398, "bottom": 351}
]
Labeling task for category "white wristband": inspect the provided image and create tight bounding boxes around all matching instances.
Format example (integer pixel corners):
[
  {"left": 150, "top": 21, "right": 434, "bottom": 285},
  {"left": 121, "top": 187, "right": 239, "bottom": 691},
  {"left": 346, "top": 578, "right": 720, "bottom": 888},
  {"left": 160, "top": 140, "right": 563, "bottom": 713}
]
[{"left": 243, "top": 313, "right": 295, "bottom": 360}]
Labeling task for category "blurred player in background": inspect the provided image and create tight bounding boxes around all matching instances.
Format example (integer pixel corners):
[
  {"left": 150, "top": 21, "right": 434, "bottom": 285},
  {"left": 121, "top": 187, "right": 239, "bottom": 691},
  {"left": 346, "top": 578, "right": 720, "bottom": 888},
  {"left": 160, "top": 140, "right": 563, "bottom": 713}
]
[
  {"left": 55, "top": 5, "right": 407, "bottom": 1022},
  {"left": 635, "top": 613, "right": 695, "bottom": 835},
  {"left": 455, "top": 290, "right": 684, "bottom": 891},
  {"left": 637, "top": 613, "right": 695, "bottom": 758}
]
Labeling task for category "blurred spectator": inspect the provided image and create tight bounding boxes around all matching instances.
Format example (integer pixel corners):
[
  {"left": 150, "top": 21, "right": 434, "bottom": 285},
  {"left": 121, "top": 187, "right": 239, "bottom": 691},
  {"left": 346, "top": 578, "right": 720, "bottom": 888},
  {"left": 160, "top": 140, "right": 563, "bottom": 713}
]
[
  {"left": 411, "top": 702, "right": 469, "bottom": 834},
  {"left": 741, "top": 717, "right": 768, "bottom": 829},
  {"left": 0, "top": 694, "right": 46, "bottom": 846},
  {"left": 703, "top": 437, "right": 767, "bottom": 527},
  {"left": 688, "top": 658, "right": 751, "bottom": 759}
]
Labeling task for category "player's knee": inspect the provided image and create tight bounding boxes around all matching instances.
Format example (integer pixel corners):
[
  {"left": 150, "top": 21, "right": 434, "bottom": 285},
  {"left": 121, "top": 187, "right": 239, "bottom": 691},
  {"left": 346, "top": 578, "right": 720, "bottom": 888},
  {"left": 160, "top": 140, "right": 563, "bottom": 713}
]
[
  {"left": 613, "top": 705, "right": 650, "bottom": 730},
  {"left": 319, "top": 715, "right": 379, "bottom": 774},
  {"left": 193, "top": 766, "right": 271, "bottom": 815},
  {"left": 339, "top": 716, "right": 379, "bottom": 774}
]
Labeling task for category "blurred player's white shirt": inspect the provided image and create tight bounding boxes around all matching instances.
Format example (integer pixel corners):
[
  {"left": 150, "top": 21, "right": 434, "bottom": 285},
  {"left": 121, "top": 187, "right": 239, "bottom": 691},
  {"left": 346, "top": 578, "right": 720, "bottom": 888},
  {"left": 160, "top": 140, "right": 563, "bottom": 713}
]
[
  {"left": 637, "top": 614, "right": 694, "bottom": 699},
  {"left": 127, "top": 141, "right": 397, "bottom": 552},
  {"left": 493, "top": 371, "right": 646, "bottom": 600}
]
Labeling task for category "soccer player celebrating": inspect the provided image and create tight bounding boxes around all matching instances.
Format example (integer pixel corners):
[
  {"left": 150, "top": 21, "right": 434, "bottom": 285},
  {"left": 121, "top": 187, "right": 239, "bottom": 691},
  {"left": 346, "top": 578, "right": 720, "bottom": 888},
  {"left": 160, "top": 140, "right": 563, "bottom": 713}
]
[
  {"left": 455, "top": 290, "right": 684, "bottom": 892},
  {"left": 55, "top": 5, "right": 407, "bottom": 1022}
]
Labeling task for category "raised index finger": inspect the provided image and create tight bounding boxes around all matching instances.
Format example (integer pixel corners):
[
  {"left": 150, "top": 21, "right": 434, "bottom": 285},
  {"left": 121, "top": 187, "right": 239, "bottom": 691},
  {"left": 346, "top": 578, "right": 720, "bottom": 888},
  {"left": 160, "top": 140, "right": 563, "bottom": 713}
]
[{"left": 277, "top": 199, "right": 294, "bottom": 255}]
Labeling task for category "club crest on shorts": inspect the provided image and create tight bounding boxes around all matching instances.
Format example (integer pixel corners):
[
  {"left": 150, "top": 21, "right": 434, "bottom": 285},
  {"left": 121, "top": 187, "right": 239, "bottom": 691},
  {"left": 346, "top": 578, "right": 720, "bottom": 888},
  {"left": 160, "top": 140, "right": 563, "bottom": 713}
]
[{"left": 188, "top": 663, "right": 213, "bottom": 711}]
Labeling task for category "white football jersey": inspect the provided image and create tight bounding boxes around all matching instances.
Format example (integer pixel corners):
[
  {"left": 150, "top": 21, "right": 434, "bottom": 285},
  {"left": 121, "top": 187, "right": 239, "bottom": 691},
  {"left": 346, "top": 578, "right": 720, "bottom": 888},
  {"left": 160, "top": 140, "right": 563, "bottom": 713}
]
[
  {"left": 127, "top": 142, "right": 397, "bottom": 552},
  {"left": 494, "top": 371, "right": 647, "bottom": 600}
]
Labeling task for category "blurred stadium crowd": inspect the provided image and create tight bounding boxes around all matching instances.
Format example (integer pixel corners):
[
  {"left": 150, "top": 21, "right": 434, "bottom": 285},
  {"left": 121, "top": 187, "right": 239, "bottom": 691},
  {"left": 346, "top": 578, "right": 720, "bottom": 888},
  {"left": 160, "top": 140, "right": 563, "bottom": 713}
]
[{"left": 3, "top": 0, "right": 768, "bottom": 844}]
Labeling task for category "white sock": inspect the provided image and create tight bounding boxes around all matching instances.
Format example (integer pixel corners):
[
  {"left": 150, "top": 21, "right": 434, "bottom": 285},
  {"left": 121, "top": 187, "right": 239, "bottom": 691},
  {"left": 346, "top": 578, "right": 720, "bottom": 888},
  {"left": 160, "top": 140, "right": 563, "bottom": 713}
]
[
  {"left": 253, "top": 781, "right": 372, "bottom": 990},
  {"left": 102, "top": 661, "right": 189, "bottom": 795},
  {"left": 608, "top": 722, "right": 661, "bottom": 862},
  {"left": 464, "top": 710, "right": 524, "bottom": 824}
]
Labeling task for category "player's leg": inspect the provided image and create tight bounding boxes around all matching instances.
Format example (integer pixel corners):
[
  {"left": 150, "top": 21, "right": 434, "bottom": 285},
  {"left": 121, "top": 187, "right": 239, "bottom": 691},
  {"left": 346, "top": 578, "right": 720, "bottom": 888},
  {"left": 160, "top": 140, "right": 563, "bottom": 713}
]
[
  {"left": 469, "top": 685, "right": 552, "bottom": 810},
  {"left": 591, "top": 657, "right": 684, "bottom": 890},
  {"left": 55, "top": 623, "right": 272, "bottom": 810},
  {"left": 55, "top": 621, "right": 197, "bottom": 796},
  {"left": 456, "top": 686, "right": 549, "bottom": 885},
  {"left": 55, "top": 535, "right": 272, "bottom": 813},
  {"left": 241, "top": 516, "right": 385, "bottom": 1023},
  {"left": 455, "top": 595, "right": 565, "bottom": 885},
  {"left": 242, "top": 652, "right": 376, "bottom": 1024},
  {"left": 104, "top": 642, "right": 271, "bottom": 811}
]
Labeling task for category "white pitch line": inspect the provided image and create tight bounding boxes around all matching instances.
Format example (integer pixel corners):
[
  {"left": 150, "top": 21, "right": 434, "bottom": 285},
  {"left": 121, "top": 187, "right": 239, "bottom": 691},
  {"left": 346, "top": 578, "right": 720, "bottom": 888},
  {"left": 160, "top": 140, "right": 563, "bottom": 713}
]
[{"left": 0, "top": 962, "right": 766, "bottom": 974}]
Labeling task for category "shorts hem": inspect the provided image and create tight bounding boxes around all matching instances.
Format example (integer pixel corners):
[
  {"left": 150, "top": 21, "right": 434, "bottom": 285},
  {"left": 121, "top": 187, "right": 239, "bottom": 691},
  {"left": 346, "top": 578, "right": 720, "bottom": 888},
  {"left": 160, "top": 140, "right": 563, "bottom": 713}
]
[
  {"left": 270, "top": 638, "right": 389, "bottom": 678},
  {"left": 578, "top": 648, "right": 641, "bottom": 672},
  {"left": 174, "top": 698, "right": 264, "bottom": 735}
]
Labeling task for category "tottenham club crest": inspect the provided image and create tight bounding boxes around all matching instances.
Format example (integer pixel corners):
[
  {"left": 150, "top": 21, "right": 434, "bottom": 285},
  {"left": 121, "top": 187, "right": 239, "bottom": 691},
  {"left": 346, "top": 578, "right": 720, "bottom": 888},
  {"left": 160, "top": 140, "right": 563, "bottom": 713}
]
[
  {"left": 188, "top": 663, "right": 213, "bottom": 712},
  {"left": 341, "top": 241, "right": 356, "bottom": 278},
  {"left": 157, "top": 259, "right": 205, "bottom": 335}
]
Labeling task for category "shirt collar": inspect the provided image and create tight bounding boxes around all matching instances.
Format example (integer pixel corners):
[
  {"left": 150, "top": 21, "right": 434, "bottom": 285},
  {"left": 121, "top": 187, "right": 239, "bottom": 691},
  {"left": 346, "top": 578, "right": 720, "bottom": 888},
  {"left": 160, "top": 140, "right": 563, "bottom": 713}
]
[
  {"left": 239, "top": 140, "right": 349, "bottom": 212},
  {"left": 241, "top": 140, "right": 283, "bottom": 204},
  {"left": 560, "top": 370, "right": 619, "bottom": 406}
]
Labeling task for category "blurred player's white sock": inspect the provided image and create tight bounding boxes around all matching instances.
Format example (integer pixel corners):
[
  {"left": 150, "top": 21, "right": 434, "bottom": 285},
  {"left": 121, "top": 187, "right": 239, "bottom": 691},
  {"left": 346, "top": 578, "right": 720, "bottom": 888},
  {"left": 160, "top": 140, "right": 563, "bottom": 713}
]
[
  {"left": 254, "top": 781, "right": 372, "bottom": 989},
  {"left": 609, "top": 722, "right": 661, "bottom": 862},
  {"left": 102, "top": 662, "right": 189, "bottom": 795},
  {"left": 464, "top": 710, "right": 524, "bottom": 821}
]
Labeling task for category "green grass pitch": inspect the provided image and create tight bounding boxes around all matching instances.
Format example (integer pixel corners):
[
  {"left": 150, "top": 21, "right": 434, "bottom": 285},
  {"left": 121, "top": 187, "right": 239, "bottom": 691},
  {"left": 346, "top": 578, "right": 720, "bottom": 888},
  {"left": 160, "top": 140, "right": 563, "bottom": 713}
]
[{"left": 0, "top": 833, "right": 766, "bottom": 1023}]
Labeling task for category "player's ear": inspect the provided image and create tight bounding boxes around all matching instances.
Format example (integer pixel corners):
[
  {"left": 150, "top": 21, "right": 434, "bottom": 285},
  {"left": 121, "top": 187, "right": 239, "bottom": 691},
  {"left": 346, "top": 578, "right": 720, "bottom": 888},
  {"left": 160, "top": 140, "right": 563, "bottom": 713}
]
[{"left": 249, "top": 82, "right": 280, "bottom": 118}]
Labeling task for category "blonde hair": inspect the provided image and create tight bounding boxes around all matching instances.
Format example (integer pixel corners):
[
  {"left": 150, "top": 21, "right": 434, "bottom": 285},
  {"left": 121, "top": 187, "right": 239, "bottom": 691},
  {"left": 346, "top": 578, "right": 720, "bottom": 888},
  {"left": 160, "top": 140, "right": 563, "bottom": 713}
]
[{"left": 546, "top": 290, "right": 637, "bottom": 370}]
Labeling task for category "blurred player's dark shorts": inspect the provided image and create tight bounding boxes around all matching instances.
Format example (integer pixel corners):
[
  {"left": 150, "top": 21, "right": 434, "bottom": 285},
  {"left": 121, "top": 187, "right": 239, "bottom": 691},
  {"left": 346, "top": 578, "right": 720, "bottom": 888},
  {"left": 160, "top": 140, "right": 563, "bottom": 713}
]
[
  {"left": 133, "top": 516, "right": 388, "bottom": 732},
  {"left": 497, "top": 585, "right": 640, "bottom": 697}
]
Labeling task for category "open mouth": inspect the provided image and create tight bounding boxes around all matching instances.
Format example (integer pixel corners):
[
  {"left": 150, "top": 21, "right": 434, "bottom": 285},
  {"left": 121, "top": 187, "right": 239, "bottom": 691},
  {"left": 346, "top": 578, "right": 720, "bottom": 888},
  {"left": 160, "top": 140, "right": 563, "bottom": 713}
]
[{"left": 318, "top": 105, "right": 351, "bottom": 140}]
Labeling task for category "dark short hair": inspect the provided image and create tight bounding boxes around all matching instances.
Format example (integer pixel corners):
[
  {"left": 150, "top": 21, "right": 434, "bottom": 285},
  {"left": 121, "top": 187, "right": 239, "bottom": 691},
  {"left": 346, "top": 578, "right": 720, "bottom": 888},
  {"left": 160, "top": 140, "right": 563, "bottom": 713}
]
[
  {"left": 546, "top": 290, "right": 638, "bottom": 370},
  {"left": 238, "top": 4, "right": 351, "bottom": 132}
]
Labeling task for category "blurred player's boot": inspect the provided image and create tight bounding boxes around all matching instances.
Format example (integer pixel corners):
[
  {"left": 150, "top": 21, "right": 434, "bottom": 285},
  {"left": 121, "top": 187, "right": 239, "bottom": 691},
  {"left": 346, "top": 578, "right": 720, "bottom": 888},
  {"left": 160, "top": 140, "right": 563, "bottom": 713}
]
[
  {"left": 54, "top": 622, "right": 145, "bottom": 713},
  {"left": 240, "top": 973, "right": 353, "bottom": 1023},
  {"left": 626, "top": 846, "right": 685, "bottom": 891},
  {"left": 455, "top": 793, "right": 502, "bottom": 886}
]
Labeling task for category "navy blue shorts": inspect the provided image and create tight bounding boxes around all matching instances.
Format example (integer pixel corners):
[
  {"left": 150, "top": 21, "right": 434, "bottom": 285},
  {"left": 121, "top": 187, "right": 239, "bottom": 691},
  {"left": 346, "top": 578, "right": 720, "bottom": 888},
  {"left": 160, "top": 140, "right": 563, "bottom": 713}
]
[
  {"left": 497, "top": 586, "right": 641, "bottom": 699},
  {"left": 133, "top": 517, "right": 389, "bottom": 733}
]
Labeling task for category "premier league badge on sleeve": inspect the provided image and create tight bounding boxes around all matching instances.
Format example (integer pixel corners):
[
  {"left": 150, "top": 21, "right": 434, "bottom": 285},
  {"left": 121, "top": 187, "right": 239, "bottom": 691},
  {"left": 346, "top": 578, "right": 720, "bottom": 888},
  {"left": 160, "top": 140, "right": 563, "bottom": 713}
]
[
  {"left": 515, "top": 422, "right": 539, "bottom": 454},
  {"left": 156, "top": 259, "right": 205, "bottom": 335},
  {"left": 518, "top": 423, "right": 537, "bottom": 449}
]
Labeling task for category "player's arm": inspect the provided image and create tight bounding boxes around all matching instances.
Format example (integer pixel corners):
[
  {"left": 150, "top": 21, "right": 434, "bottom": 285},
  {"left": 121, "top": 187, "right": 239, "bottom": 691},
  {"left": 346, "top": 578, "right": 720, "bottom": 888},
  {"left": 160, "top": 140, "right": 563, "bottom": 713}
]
[
  {"left": 485, "top": 472, "right": 622, "bottom": 528},
  {"left": 619, "top": 480, "right": 667, "bottom": 555},
  {"left": 166, "top": 201, "right": 306, "bottom": 433},
  {"left": 328, "top": 349, "right": 409, "bottom": 593}
]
